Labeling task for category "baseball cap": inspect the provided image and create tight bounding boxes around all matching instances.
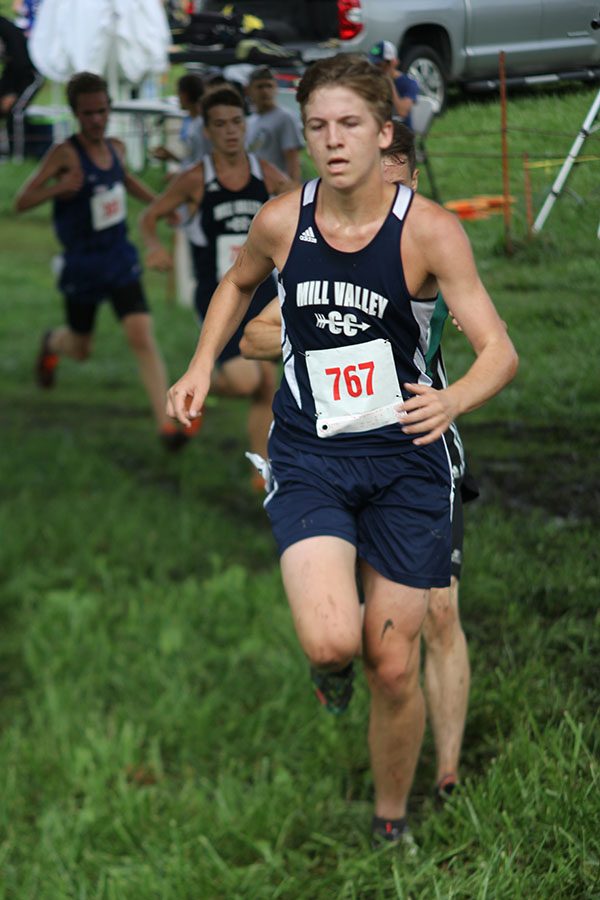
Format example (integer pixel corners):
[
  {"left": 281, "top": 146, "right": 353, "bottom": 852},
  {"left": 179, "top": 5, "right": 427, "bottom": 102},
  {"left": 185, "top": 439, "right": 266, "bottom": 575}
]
[
  {"left": 368, "top": 40, "right": 396, "bottom": 63},
  {"left": 248, "top": 65, "right": 276, "bottom": 84}
]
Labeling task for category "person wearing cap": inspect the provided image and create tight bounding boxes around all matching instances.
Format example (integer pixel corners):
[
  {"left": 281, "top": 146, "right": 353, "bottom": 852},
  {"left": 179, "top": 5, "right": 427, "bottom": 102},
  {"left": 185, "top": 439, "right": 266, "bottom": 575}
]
[
  {"left": 368, "top": 40, "right": 419, "bottom": 131},
  {"left": 245, "top": 66, "right": 304, "bottom": 183}
]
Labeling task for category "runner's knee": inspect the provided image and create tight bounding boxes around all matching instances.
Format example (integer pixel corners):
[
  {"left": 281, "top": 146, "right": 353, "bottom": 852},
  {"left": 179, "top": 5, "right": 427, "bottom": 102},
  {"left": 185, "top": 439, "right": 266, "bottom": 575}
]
[
  {"left": 220, "top": 362, "right": 262, "bottom": 397},
  {"left": 71, "top": 335, "right": 93, "bottom": 360},
  {"left": 366, "top": 654, "right": 420, "bottom": 704},
  {"left": 256, "top": 361, "right": 277, "bottom": 398},
  {"left": 237, "top": 376, "right": 261, "bottom": 397},
  {"left": 304, "top": 634, "right": 359, "bottom": 671},
  {"left": 365, "top": 636, "right": 421, "bottom": 703},
  {"left": 423, "top": 581, "right": 461, "bottom": 646},
  {"left": 123, "top": 318, "right": 155, "bottom": 355}
]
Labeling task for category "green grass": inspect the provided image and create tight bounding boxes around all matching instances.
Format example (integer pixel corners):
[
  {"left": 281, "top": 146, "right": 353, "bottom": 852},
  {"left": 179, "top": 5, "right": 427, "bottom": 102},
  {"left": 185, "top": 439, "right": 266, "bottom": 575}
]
[{"left": 0, "top": 82, "right": 599, "bottom": 898}]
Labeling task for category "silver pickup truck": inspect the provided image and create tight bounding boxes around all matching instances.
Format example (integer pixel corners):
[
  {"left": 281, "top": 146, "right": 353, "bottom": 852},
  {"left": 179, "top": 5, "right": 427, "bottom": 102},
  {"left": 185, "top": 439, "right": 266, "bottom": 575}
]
[{"left": 337, "top": 0, "right": 600, "bottom": 108}]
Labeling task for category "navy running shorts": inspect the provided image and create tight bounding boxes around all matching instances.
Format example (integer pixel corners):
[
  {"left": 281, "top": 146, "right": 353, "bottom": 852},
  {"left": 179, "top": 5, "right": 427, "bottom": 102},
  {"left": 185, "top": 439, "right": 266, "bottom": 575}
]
[
  {"left": 264, "top": 428, "right": 453, "bottom": 589},
  {"left": 65, "top": 280, "right": 149, "bottom": 335},
  {"left": 444, "top": 421, "right": 479, "bottom": 580}
]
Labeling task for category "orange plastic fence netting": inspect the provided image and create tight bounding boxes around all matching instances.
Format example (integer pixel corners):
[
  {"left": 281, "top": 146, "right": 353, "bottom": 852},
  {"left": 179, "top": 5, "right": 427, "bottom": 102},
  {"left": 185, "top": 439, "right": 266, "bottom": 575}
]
[{"left": 444, "top": 195, "right": 516, "bottom": 221}]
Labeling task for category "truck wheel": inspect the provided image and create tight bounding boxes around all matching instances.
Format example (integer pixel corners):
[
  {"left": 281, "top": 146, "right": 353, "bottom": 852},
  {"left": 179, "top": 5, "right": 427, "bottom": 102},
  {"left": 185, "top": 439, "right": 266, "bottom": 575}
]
[{"left": 402, "top": 45, "right": 447, "bottom": 111}]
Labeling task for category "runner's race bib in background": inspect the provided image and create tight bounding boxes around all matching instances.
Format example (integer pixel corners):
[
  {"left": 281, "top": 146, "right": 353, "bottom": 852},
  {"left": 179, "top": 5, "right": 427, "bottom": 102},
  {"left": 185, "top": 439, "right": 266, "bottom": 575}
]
[
  {"left": 91, "top": 183, "right": 127, "bottom": 231},
  {"left": 305, "top": 338, "right": 405, "bottom": 438},
  {"left": 216, "top": 234, "right": 245, "bottom": 280}
]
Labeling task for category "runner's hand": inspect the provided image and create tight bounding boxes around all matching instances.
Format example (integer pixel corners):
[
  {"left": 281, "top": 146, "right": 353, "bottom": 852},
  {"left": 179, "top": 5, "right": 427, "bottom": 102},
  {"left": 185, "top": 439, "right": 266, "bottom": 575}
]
[
  {"left": 56, "top": 167, "right": 84, "bottom": 198},
  {"left": 166, "top": 370, "right": 210, "bottom": 427},
  {"left": 146, "top": 245, "right": 173, "bottom": 271},
  {"left": 448, "top": 310, "right": 463, "bottom": 332},
  {"left": 398, "top": 383, "right": 458, "bottom": 446}
]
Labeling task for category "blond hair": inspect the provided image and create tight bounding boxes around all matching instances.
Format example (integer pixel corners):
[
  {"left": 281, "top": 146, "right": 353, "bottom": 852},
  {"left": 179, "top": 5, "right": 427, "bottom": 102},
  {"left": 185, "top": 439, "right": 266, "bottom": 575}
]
[{"left": 297, "top": 53, "right": 393, "bottom": 127}]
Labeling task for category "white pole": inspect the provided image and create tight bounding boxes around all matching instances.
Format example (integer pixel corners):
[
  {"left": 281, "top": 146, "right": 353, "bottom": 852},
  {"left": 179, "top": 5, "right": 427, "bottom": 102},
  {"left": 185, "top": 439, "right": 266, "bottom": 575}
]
[{"left": 532, "top": 88, "right": 600, "bottom": 234}]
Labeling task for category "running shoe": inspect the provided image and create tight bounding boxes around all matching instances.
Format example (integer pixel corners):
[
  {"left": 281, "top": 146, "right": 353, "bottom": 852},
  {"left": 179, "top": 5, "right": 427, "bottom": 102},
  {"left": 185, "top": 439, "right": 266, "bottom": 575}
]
[
  {"left": 184, "top": 411, "right": 204, "bottom": 438},
  {"left": 371, "top": 816, "right": 418, "bottom": 856},
  {"left": 251, "top": 472, "right": 267, "bottom": 492},
  {"left": 160, "top": 423, "right": 189, "bottom": 452},
  {"left": 310, "top": 662, "right": 354, "bottom": 715},
  {"left": 35, "top": 330, "right": 59, "bottom": 388},
  {"left": 434, "top": 774, "right": 458, "bottom": 805},
  {"left": 160, "top": 409, "right": 204, "bottom": 452}
]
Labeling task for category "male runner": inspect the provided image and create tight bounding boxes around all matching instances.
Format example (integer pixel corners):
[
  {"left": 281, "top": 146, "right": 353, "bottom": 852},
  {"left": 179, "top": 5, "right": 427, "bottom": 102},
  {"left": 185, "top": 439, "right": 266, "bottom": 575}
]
[
  {"left": 140, "top": 85, "right": 292, "bottom": 461},
  {"left": 166, "top": 55, "right": 517, "bottom": 845},
  {"left": 14, "top": 71, "right": 188, "bottom": 449},
  {"left": 240, "top": 122, "right": 476, "bottom": 801}
]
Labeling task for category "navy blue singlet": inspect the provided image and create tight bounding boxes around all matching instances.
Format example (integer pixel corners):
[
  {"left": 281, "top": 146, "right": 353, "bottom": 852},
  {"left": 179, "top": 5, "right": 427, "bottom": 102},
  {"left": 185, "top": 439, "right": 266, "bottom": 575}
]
[
  {"left": 53, "top": 136, "right": 140, "bottom": 297},
  {"left": 272, "top": 179, "right": 437, "bottom": 456}
]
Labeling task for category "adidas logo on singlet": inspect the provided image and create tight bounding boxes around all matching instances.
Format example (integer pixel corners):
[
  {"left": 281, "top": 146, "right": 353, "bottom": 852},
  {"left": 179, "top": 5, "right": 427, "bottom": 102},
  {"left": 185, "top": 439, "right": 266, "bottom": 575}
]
[{"left": 299, "top": 226, "right": 317, "bottom": 243}]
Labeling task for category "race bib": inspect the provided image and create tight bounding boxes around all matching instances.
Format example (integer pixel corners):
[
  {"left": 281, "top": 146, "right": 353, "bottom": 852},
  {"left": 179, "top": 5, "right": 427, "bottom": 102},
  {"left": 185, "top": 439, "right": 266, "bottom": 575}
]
[
  {"left": 90, "top": 183, "right": 126, "bottom": 231},
  {"left": 216, "top": 234, "right": 245, "bottom": 280},
  {"left": 305, "top": 339, "right": 404, "bottom": 438}
]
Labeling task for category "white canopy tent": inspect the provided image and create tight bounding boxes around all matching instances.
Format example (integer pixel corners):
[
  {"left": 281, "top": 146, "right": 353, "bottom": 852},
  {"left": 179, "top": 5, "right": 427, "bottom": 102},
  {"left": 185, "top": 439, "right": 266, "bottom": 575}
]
[
  {"left": 30, "top": 0, "right": 170, "bottom": 93},
  {"left": 29, "top": 0, "right": 172, "bottom": 167}
]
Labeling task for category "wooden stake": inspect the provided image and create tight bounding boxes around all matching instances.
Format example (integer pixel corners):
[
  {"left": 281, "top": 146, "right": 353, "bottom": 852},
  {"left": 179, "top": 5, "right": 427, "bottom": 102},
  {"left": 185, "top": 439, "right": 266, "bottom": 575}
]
[
  {"left": 499, "top": 51, "right": 513, "bottom": 255},
  {"left": 523, "top": 152, "right": 534, "bottom": 239}
]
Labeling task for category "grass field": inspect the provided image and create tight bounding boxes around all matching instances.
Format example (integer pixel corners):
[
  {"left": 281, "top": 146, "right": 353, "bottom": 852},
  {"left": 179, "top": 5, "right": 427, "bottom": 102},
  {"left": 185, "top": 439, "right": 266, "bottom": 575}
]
[{"left": 0, "top": 79, "right": 599, "bottom": 898}]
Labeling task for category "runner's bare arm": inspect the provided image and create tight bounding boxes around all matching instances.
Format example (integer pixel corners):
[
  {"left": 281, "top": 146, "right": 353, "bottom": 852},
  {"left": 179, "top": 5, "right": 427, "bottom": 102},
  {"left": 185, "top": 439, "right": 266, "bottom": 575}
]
[
  {"left": 260, "top": 159, "right": 295, "bottom": 196},
  {"left": 123, "top": 172, "right": 156, "bottom": 204},
  {"left": 401, "top": 202, "right": 518, "bottom": 445},
  {"left": 139, "top": 166, "right": 204, "bottom": 271},
  {"left": 390, "top": 85, "right": 413, "bottom": 120},
  {"left": 14, "top": 143, "right": 81, "bottom": 211},
  {"left": 108, "top": 138, "right": 155, "bottom": 204},
  {"left": 167, "top": 193, "right": 297, "bottom": 425},
  {"left": 283, "top": 147, "right": 301, "bottom": 184},
  {"left": 239, "top": 297, "right": 282, "bottom": 360}
]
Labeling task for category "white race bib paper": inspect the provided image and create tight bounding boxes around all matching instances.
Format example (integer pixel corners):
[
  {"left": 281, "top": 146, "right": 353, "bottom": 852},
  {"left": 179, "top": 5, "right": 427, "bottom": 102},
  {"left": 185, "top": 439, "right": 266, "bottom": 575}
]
[
  {"left": 305, "top": 339, "right": 404, "bottom": 438},
  {"left": 216, "top": 234, "right": 245, "bottom": 280},
  {"left": 90, "top": 183, "right": 126, "bottom": 231}
]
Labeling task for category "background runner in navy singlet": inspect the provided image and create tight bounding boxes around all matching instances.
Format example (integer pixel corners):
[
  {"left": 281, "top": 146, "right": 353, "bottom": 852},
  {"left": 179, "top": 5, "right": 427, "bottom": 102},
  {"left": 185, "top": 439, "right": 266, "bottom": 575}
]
[{"left": 14, "top": 71, "right": 186, "bottom": 449}]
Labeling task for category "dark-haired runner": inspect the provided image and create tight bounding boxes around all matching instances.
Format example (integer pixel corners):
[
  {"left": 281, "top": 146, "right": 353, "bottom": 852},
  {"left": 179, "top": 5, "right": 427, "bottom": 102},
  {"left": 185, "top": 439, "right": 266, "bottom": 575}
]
[
  {"left": 141, "top": 85, "right": 292, "bottom": 464},
  {"left": 14, "top": 71, "right": 187, "bottom": 448}
]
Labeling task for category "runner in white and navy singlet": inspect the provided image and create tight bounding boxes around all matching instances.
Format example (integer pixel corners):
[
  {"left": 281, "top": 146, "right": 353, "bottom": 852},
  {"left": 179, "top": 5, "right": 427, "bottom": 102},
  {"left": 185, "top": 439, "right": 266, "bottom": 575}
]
[
  {"left": 141, "top": 84, "right": 291, "bottom": 463},
  {"left": 188, "top": 152, "right": 277, "bottom": 363}
]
